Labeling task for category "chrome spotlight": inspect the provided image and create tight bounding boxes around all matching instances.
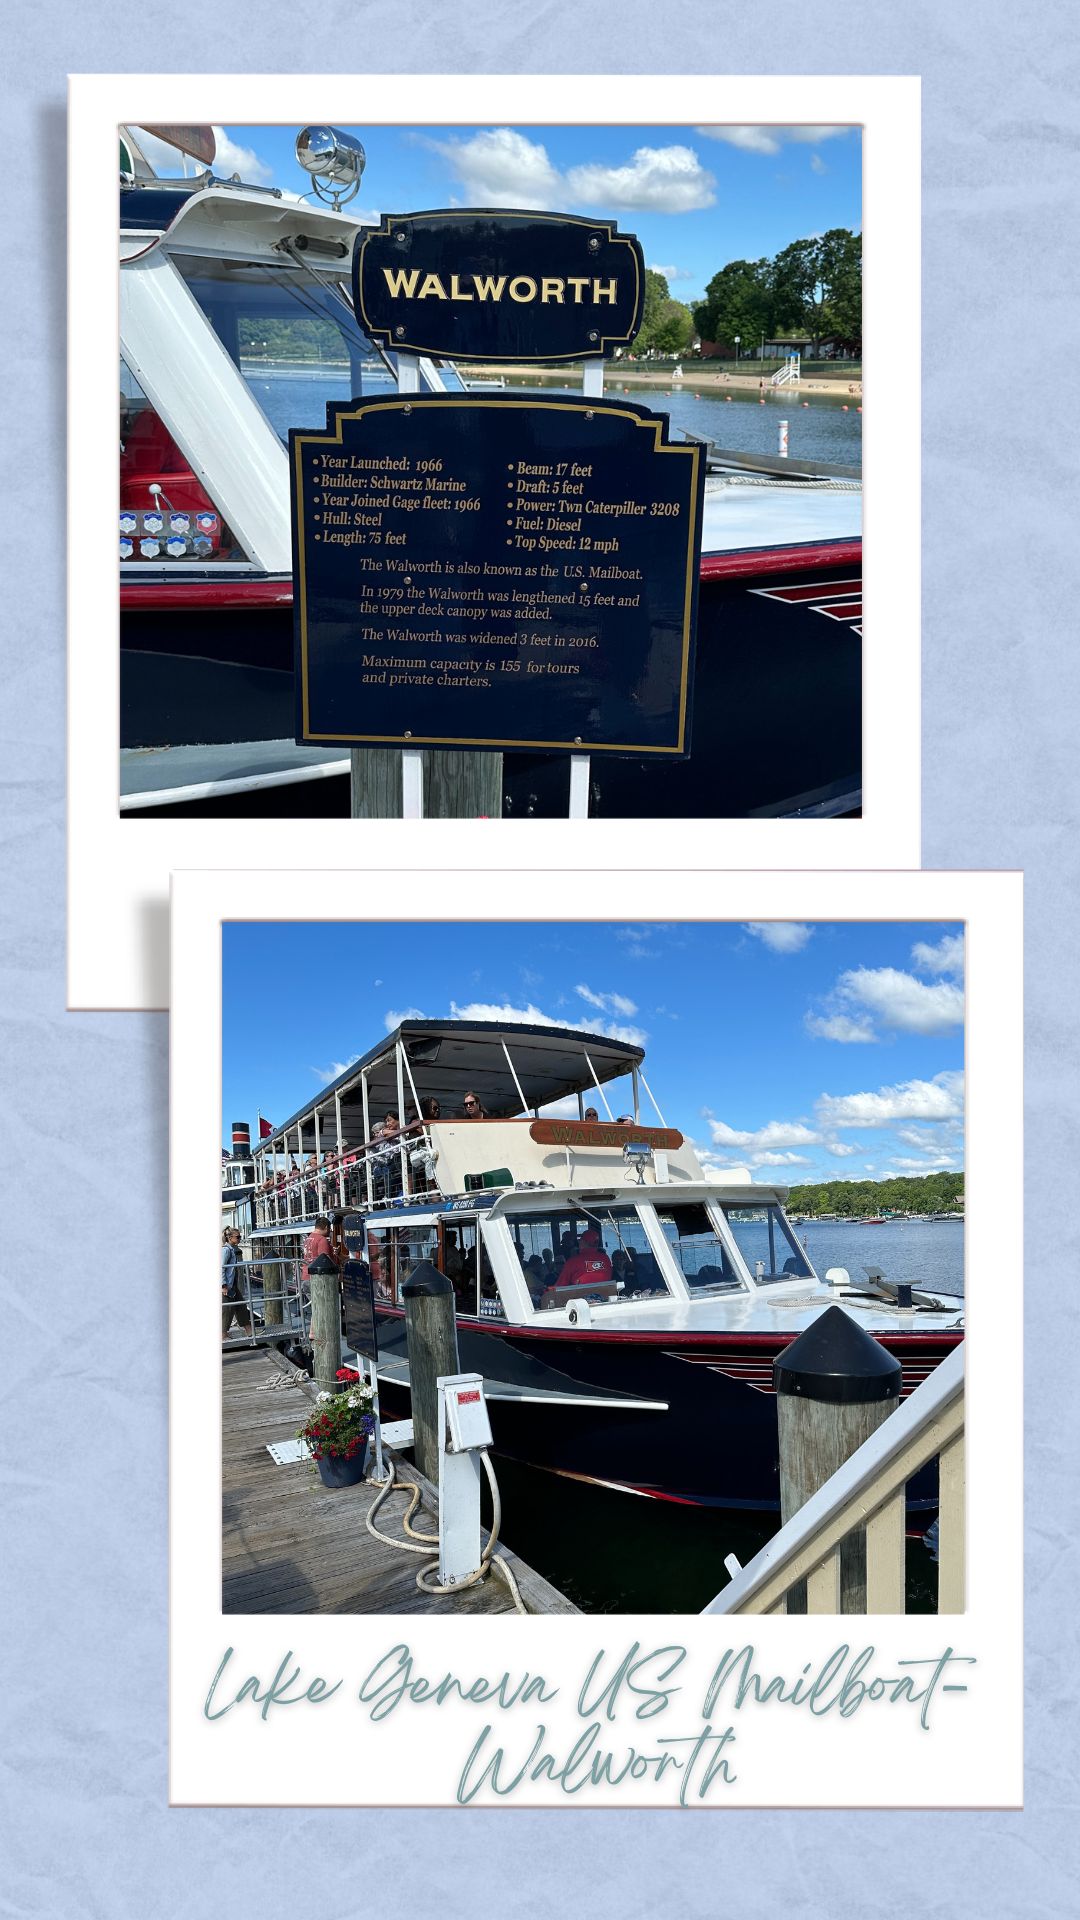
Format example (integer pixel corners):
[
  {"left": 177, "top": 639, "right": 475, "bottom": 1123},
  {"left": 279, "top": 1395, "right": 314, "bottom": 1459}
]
[{"left": 295, "top": 125, "right": 366, "bottom": 209}]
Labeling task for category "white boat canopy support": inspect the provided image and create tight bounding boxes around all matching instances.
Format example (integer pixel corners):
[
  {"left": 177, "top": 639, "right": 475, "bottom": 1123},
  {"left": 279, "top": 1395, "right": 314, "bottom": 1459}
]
[{"left": 120, "top": 247, "right": 292, "bottom": 570}]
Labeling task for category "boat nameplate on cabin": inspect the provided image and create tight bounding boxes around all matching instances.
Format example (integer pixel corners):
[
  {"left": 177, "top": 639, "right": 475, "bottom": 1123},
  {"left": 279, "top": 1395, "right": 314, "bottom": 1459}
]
[
  {"left": 353, "top": 210, "right": 644, "bottom": 362},
  {"left": 291, "top": 395, "right": 703, "bottom": 755},
  {"left": 530, "top": 1120, "right": 684, "bottom": 1150}
]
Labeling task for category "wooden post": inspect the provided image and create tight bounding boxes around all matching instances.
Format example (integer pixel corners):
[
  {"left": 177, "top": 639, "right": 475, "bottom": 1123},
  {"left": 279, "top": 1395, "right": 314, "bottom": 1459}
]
[
  {"left": 308, "top": 1254, "right": 342, "bottom": 1395},
  {"left": 350, "top": 747, "right": 402, "bottom": 817},
  {"left": 422, "top": 749, "right": 502, "bottom": 818},
  {"left": 402, "top": 1260, "right": 460, "bottom": 1485},
  {"left": 774, "top": 1304, "right": 901, "bottom": 1613}
]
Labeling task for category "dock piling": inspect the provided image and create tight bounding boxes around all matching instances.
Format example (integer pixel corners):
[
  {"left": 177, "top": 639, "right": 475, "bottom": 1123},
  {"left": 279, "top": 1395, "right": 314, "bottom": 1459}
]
[
  {"left": 307, "top": 1254, "right": 343, "bottom": 1394},
  {"left": 402, "top": 1261, "right": 460, "bottom": 1483},
  {"left": 774, "top": 1304, "right": 901, "bottom": 1612}
]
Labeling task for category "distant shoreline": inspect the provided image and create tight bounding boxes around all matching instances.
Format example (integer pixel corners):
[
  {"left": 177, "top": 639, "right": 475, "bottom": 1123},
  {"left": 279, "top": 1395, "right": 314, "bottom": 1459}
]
[{"left": 467, "top": 363, "right": 863, "bottom": 400}]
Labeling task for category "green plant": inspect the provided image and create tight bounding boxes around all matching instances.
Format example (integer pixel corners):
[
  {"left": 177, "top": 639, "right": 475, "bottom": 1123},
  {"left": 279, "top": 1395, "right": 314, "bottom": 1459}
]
[{"left": 298, "top": 1368, "right": 375, "bottom": 1462}]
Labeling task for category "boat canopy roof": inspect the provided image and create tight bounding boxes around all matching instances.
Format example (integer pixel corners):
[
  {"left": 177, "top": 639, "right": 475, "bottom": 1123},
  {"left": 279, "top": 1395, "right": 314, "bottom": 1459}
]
[{"left": 259, "top": 1019, "right": 646, "bottom": 1153}]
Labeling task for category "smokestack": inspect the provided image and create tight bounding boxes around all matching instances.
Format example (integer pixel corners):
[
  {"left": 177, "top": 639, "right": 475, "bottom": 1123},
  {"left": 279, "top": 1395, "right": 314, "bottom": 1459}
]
[{"left": 231, "top": 1121, "right": 251, "bottom": 1160}]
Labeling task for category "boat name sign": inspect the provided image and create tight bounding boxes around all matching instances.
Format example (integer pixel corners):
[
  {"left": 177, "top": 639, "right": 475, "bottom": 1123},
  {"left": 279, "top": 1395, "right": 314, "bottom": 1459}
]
[{"left": 353, "top": 210, "right": 644, "bottom": 362}]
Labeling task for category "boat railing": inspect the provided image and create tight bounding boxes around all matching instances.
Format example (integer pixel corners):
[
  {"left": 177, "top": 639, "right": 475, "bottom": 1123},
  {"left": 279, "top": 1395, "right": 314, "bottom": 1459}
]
[
  {"left": 701, "top": 1343, "right": 965, "bottom": 1616},
  {"left": 253, "top": 1125, "right": 438, "bottom": 1228},
  {"left": 221, "top": 1256, "right": 311, "bottom": 1350}
]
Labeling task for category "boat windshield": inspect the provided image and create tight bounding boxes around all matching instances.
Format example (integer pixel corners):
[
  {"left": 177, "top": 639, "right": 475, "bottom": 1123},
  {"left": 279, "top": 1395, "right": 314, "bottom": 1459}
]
[
  {"left": 721, "top": 1204, "right": 814, "bottom": 1283},
  {"left": 653, "top": 1204, "right": 744, "bottom": 1294},
  {"left": 511, "top": 1205, "right": 672, "bottom": 1312},
  {"left": 171, "top": 252, "right": 397, "bottom": 440}
]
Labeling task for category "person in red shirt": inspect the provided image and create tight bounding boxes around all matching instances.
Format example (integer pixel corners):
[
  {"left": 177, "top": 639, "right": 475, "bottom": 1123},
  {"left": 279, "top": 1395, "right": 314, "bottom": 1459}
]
[
  {"left": 302, "top": 1215, "right": 341, "bottom": 1285},
  {"left": 555, "top": 1228, "right": 612, "bottom": 1292}
]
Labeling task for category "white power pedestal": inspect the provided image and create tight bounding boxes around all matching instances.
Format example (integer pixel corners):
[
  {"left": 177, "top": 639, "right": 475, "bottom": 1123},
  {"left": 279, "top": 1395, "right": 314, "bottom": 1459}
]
[{"left": 436, "top": 1373, "right": 494, "bottom": 1587}]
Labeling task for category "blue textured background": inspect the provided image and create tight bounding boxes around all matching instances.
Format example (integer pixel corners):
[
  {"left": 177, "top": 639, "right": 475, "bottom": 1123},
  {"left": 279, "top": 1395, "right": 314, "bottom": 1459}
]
[{"left": 5, "top": 12, "right": 1078, "bottom": 1911}]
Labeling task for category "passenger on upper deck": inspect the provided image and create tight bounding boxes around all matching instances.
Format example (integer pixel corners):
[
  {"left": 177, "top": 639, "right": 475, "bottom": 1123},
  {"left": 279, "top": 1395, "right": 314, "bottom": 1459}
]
[
  {"left": 459, "top": 1091, "right": 487, "bottom": 1118},
  {"left": 417, "top": 1097, "right": 441, "bottom": 1122},
  {"left": 584, "top": 1106, "right": 599, "bottom": 1122}
]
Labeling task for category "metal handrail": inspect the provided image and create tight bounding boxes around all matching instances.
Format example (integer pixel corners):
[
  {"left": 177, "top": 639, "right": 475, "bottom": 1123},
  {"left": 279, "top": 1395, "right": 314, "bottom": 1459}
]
[
  {"left": 252, "top": 1126, "right": 437, "bottom": 1228},
  {"left": 221, "top": 1254, "right": 311, "bottom": 1348}
]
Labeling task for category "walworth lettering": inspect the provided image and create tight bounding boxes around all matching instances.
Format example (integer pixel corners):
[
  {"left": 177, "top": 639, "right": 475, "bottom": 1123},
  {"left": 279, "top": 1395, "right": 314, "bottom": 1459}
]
[{"left": 381, "top": 268, "right": 619, "bottom": 305}]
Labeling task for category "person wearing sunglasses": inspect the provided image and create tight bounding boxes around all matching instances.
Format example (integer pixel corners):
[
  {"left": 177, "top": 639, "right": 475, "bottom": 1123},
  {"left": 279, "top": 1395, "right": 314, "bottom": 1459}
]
[{"left": 459, "top": 1091, "right": 486, "bottom": 1118}]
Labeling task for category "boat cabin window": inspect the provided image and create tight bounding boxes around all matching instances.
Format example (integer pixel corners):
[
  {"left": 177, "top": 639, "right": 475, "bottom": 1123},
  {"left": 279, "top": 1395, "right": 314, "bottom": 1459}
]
[
  {"left": 120, "top": 359, "right": 247, "bottom": 562},
  {"left": 654, "top": 1204, "right": 744, "bottom": 1293},
  {"left": 444, "top": 1222, "right": 502, "bottom": 1320},
  {"left": 511, "top": 1207, "right": 672, "bottom": 1312},
  {"left": 171, "top": 253, "right": 396, "bottom": 441},
  {"left": 366, "top": 1223, "right": 439, "bottom": 1306},
  {"left": 721, "top": 1205, "right": 814, "bottom": 1283}
]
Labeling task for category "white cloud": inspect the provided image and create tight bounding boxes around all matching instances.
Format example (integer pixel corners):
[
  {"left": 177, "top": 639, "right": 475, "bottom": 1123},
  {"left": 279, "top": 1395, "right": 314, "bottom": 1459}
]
[
  {"left": 912, "top": 933, "right": 966, "bottom": 978},
  {"left": 422, "top": 129, "right": 715, "bottom": 214},
  {"left": 212, "top": 126, "right": 275, "bottom": 184},
  {"left": 709, "top": 1116, "right": 822, "bottom": 1151},
  {"left": 751, "top": 1150, "right": 813, "bottom": 1167},
  {"left": 816, "top": 1070, "right": 965, "bottom": 1130},
  {"left": 695, "top": 125, "right": 849, "bottom": 156},
  {"left": 695, "top": 125, "right": 782, "bottom": 155},
  {"left": 565, "top": 146, "right": 716, "bottom": 213},
  {"left": 648, "top": 262, "right": 693, "bottom": 282},
  {"left": 889, "top": 1155, "right": 962, "bottom": 1173},
  {"left": 576, "top": 982, "right": 638, "bottom": 1019},
  {"left": 743, "top": 922, "right": 813, "bottom": 954},
  {"left": 805, "top": 1011, "right": 876, "bottom": 1043},
  {"left": 825, "top": 1140, "right": 861, "bottom": 1157},
  {"left": 311, "top": 1052, "right": 360, "bottom": 1085},
  {"left": 810, "top": 154, "right": 827, "bottom": 175},
  {"left": 383, "top": 1006, "right": 427, "bottom": 1031},
  {"left": 448, "top": 997, "right": 646, "bottom": 1049},
  {"left": 833, "top": 966, "right": 964, "bottom": 1035}
]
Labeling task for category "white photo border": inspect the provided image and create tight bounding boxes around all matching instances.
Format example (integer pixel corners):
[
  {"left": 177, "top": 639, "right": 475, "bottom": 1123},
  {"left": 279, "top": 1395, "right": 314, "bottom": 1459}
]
[
  {"left": 71, "top": 73, "right": 919, "bottom": 1010},
  {"left": 171, "top": 866, "right": 1021, "bottom": 1809}
]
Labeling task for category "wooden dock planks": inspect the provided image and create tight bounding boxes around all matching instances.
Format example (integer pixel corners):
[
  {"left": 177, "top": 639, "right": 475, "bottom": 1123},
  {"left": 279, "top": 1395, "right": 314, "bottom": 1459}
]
[{"left": 222, "top": 1347, "right": 576, "bottom": 1615}]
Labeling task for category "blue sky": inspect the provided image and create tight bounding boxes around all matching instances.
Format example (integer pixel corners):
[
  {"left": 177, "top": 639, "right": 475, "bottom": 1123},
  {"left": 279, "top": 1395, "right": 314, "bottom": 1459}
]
[
  {"left": 135, "top": 122, "right": 862, "bottom": 310},
  {"left": 222, "top": 920, "right": 963, "bottom": 1186}
]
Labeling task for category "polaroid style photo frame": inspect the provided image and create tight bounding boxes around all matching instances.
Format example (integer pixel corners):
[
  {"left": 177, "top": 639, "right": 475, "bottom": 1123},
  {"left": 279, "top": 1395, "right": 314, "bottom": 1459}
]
[
  {"left": 170, "top": 866, "right": 1021, "bottom": 1810},
  {"left": 71, "top": 74, "right": 919, "bottom": 1010}
]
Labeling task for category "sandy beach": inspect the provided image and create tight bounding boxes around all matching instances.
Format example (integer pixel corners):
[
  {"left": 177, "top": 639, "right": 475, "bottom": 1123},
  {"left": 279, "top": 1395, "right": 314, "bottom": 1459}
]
[{"left": 464, "top": 362, "right": 862, "bottom": 399}]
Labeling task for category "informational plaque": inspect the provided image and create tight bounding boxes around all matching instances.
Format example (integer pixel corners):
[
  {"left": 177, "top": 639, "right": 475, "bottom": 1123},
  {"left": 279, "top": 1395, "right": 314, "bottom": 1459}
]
[
  {"left": 353, "top": 209, "right": 644, "bottom": 363},
  {"left": 341, "top": 1212, "right": 378, "bottom": 1360},
  {"left": 291, "top": 395, "right": 704, "bottom": 755}
]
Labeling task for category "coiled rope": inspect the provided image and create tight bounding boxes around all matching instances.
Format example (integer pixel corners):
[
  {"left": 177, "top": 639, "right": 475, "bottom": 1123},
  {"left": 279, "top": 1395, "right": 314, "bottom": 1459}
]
[{"left": 365, "top": 1452, "right": 527, "bottom": 1613}]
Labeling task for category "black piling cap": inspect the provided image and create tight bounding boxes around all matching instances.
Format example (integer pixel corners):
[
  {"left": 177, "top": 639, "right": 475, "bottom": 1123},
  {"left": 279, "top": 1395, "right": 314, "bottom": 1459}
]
[
  {"left": 401, "top": 1259, "right": 454, "bottom": 1299},
  {"left": 774, "top": 1304, "right": 902, "bottom": 1404},
  {"left": 307, "top": 1254, "right": 338, "bottom": 1275}
]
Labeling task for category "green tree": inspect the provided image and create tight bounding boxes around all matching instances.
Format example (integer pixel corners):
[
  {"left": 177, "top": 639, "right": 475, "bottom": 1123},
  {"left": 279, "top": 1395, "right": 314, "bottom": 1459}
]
[
  {"left": 632, "top": 268, "right": 670, "bottom": 353},
  {"left": 651, "top": 298, "right": 695, "bottom": 355},
  {"left": 770, "top": 229, "right": 861, "bottom": 350},
  {"left": 693, "top": 257, "right": 772, "bottom": 354}
]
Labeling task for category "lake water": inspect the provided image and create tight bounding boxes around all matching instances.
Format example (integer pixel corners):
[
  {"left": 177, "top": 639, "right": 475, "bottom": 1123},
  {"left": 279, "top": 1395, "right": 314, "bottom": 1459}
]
[
  {"left": 245, "top": 363, "right": 862, "bottom": 471},
  {"left": 792, "top": 1217, "right": 964, "bottom": 1296},
  {"left": 508, "top": 380, "right": 863, "bottom": 469}
]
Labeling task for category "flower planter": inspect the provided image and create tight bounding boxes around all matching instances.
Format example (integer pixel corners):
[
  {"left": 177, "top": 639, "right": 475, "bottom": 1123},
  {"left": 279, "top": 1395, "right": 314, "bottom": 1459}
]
[{"left": 314, "top": 1440, "right": 369, "bottom": 1489}]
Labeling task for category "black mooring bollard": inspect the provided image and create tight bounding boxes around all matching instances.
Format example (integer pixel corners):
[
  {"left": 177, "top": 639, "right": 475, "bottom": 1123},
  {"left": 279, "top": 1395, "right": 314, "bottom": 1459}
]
[
  {"left": 774, "top": 1304, "right": 901, "bottom": 1613},
  {"left": 402, "top": 1261, "right": 460, "bottom": 1484}
]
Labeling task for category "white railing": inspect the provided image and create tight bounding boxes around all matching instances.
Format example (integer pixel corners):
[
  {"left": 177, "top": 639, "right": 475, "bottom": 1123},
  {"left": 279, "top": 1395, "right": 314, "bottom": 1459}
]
[
  {"left": 254, "top": 1127, "right": 437, "bottom": 1227},
  {"left": 702, "top": 1343, "right": 965, "bottom": 1615},
  {"left": 770, "top": 354, "right": 801, "bottom": 387}
]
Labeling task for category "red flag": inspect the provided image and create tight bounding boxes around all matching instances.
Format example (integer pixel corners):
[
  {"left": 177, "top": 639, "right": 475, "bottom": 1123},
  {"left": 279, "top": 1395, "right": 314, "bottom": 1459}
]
[{"left": 259, "top": 1116, "right": 273, "bottom": 1138}]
